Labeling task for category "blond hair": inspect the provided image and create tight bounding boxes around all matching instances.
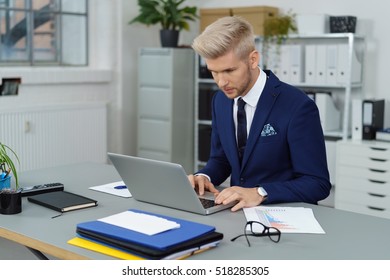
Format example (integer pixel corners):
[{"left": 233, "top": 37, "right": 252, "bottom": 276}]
[{"left": 192, "top": 16, "right": 255, "bottom": 60}]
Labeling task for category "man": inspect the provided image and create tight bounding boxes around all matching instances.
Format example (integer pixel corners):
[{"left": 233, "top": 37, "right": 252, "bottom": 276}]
[{"left": 188, "top": 16, "right": 331, "bottom": 212}]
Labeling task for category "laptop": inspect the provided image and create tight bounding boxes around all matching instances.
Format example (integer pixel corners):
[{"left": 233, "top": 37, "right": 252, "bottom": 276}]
[{"left": 108, "top": 153, "right": 234, "bottom": 215}]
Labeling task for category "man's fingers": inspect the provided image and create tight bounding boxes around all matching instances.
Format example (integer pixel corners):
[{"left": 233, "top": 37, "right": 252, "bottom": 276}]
[
  {"left": 188, "top": 174, "right": 217, "bottom": 196},
  {"left": 215, "top": 189, "right": 237, "bottom": 205},
  {"left": 197, "top": 179, "right": 205, "bottom": 195},
  {"left": 207, "top": 184, "right": 219, "bottom": 194},
  {"left": 187, "top": 174, "right": 195, "bottom": 188},
  {"left": 230, "top": 201, "right": 245, "bottom": 212}
]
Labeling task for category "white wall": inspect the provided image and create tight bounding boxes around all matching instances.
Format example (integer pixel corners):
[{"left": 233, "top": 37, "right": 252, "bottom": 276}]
[{"left": 119, "top": 0, "right": 160, "bottom": 156}]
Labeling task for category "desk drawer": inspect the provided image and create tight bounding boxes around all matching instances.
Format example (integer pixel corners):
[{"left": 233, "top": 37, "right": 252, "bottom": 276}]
[
  {"left": 139, "top": 49, "right": 173, "bottom": 88},
  {"left": 338, "top": 154, "right": 390, "bottom": 170},
  {"left": 337, "top": 176, "right": 390, "bottom": 195},
  {"left": 139, "top": 88, "right": 171, "bottom": 119},
  {"left": 336, "top": 201, "right": 390, "bottom": 219},
  {"left": 338, "top": 142, "right": 390, "bottom": 160},
  {"left": 138, "top": 119, "right": 171, "bottom": 152},
  {"left": 337, "top": 165, "right": 390, "bottom": 181},
  {"left": 137, "top": 150, "right": 170, "bottom": 162},
  {"left": 336, "top": 188, "right": 390, "bottom": 207}
]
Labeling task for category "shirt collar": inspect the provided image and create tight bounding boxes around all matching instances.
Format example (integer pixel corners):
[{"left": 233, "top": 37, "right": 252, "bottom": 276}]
[{"left": 235, "top": 68, "right": 267, "bottom": 107}]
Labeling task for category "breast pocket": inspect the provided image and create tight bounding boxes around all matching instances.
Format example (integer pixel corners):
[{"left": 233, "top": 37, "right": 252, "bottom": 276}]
[
  {"left": 258, "top": 123, "right": 281, "bottom": 143},
  {"left": 258, "top": 133, "right": 281, "bottom": 143}
]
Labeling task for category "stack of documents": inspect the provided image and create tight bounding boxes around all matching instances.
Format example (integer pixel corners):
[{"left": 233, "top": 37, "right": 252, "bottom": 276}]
[{"left": 68, "top": 209, "right": 223, "bottom": 259}]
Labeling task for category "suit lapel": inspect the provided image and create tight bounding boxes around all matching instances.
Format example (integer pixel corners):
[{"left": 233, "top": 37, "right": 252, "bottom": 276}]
[
  {"left": 218, "top": 97, "right": 240, "bottom": 164},
  {"left": 241, "top": 72, "right": 281, "bottom": 169}
]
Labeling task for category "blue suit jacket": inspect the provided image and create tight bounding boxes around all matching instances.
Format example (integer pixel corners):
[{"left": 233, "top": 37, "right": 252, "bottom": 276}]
[{"left": 198, "top": 71, "right": 331, "bottom": 204}]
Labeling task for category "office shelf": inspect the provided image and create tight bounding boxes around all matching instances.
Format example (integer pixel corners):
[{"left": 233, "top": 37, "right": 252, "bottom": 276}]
[{"left": 265, "top": 33, "right": 365, "bottom": 140}]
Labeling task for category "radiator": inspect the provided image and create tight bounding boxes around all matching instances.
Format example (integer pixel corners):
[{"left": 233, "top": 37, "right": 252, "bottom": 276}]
[{"left": 0, "top": 103, "right": 107, "bottom": 172}]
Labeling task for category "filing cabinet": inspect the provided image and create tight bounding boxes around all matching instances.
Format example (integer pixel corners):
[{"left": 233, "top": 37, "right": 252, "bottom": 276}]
[
  {"left": 335, "top": 140, "right": 390, "bottom": 219},
  {"left": 137, "top": 48, "right": 194, "bottom": 173}
]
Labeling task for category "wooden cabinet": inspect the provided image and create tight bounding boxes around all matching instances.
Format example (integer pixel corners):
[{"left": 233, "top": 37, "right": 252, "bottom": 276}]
[{"left": 199, "top": 6, "right": 278, "bottom": 35}]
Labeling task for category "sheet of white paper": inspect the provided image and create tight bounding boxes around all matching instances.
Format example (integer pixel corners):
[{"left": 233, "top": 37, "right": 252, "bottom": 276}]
[
  {"left": 89, "top": 181, "right": 131, "bottom": 198},
  {"left": 98, "top": 211, "right": 180, "bottom": 235},
  {"left": 243, "top": 206, "right": 325, "bottom": 234}
]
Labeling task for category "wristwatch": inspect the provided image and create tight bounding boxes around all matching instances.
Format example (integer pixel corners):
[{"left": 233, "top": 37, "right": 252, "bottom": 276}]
[{"left": 257, "top": 186, "right": 268, "bottom": 201}]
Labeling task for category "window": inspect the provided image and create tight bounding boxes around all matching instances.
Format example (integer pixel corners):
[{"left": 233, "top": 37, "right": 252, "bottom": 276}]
[{"left": 0, "top": 0, "right": 88, "bottom": 66}]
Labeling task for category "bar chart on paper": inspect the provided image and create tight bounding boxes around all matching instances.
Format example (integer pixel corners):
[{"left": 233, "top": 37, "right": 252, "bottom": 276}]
[
  {"left": 243, "top": 207, "right": 325, "bottom": 234},
  {"left": 263, "top": 210, "right": 297, "bottom": 231}
]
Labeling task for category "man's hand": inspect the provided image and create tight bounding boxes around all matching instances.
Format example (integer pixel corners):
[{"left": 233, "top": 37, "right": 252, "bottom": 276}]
[
  {"left": 187, "top": 174, "right": 219, "bottom": 196},
  {"left": 215, "top": 186, "right": 264, "bottom": 212}
]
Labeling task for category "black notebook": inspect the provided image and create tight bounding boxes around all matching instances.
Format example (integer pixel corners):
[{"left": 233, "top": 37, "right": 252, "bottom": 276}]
[{"left": 28, "top": 191, "right": 98, "bottom": 213}]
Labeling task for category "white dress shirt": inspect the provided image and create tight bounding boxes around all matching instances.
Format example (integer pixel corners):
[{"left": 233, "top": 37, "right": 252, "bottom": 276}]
[{"left": 233, "top": 68, "right": 267, "bottom": 143}]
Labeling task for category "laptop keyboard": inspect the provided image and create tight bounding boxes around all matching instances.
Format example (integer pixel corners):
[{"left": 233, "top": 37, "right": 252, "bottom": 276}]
[{"left": 199, "top": 198, "right": 215, "bottom": 209}]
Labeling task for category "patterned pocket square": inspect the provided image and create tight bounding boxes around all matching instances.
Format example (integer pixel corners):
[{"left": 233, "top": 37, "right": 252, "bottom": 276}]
[{"left": 261, "top": 123, "right": 277, "bottom": 136}]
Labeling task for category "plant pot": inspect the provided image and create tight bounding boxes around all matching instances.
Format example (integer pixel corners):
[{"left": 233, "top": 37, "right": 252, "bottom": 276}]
[
  {"left": 0, "top": 175, "right": 11, "bottom": 190},
  {"left": 0, "top": 189, "right": 22, "bottom": 214},
  {"left": 160, "top": 29, "right": 179, "bottom": 48}
]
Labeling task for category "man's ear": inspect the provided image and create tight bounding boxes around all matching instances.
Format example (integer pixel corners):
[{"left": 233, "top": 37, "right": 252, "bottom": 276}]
[{"left": 249, "top": 50, "right": 260, "bottom": 69}]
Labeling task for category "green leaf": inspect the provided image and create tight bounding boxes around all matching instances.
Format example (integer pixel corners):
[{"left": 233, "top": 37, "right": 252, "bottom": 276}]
[
  {"left": 0, "top": 142, "right": 20, "bottom": 189},
  {"left": 129, "top": 0, "right": 198, "bottom": 31}
]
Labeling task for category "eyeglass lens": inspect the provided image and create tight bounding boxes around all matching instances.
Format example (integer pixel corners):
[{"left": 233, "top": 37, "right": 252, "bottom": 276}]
[{"left": 247, "top": 221, "right": 281, "bottom": 243}]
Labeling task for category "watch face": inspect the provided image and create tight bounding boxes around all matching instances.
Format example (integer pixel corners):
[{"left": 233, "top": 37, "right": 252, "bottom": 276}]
[{"left": 258, "top": 187, "right": 267, "bottom": 197}]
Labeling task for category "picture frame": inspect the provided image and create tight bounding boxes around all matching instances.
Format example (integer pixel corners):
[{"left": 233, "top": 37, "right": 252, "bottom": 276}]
[{"left": 1, "top": 78, "right": 22, "bottom": 96}]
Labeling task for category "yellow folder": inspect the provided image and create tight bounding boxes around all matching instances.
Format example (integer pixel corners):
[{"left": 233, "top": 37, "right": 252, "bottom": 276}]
[
  {"left": 68, "top": 237, "right": 144, "bottom": 260},
  {"left": 68, "top": 236, "right": 218, "bottom": 260}
]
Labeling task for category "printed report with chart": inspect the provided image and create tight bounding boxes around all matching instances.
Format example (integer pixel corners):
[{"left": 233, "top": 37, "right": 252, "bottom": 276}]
[{"left": 243, "top": 206, "right": 325, "bottom": 234}]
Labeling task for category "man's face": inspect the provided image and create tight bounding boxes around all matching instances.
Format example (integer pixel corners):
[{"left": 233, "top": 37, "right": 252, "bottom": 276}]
[{"left": 205, "top": 50, "right": 259, "bottom": 99}]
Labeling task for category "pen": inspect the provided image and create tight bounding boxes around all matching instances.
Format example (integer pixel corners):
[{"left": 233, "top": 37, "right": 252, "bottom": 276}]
[{"left": 114, "top": 185, "right": 127, "bottom": 189}]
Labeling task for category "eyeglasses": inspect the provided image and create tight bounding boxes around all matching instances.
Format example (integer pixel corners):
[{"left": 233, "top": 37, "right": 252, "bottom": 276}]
[{"left": 231, "top": 221, "right": 281, "bottom": 246}]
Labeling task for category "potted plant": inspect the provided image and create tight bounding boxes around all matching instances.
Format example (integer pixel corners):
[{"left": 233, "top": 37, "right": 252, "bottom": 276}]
[
  {"left": 262, "top": 10, "right": 297, "bottom": 69},
  {"left": 0, "top": 142, "right": 21, "bottom": 214},
  {"left": 129, "top": 0, "right": 198, "bottom": 47}
]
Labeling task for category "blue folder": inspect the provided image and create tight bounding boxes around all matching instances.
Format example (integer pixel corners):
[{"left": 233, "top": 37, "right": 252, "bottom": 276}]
[{"left": 76, "top": 209, "right": 216, "bottom": 251}]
